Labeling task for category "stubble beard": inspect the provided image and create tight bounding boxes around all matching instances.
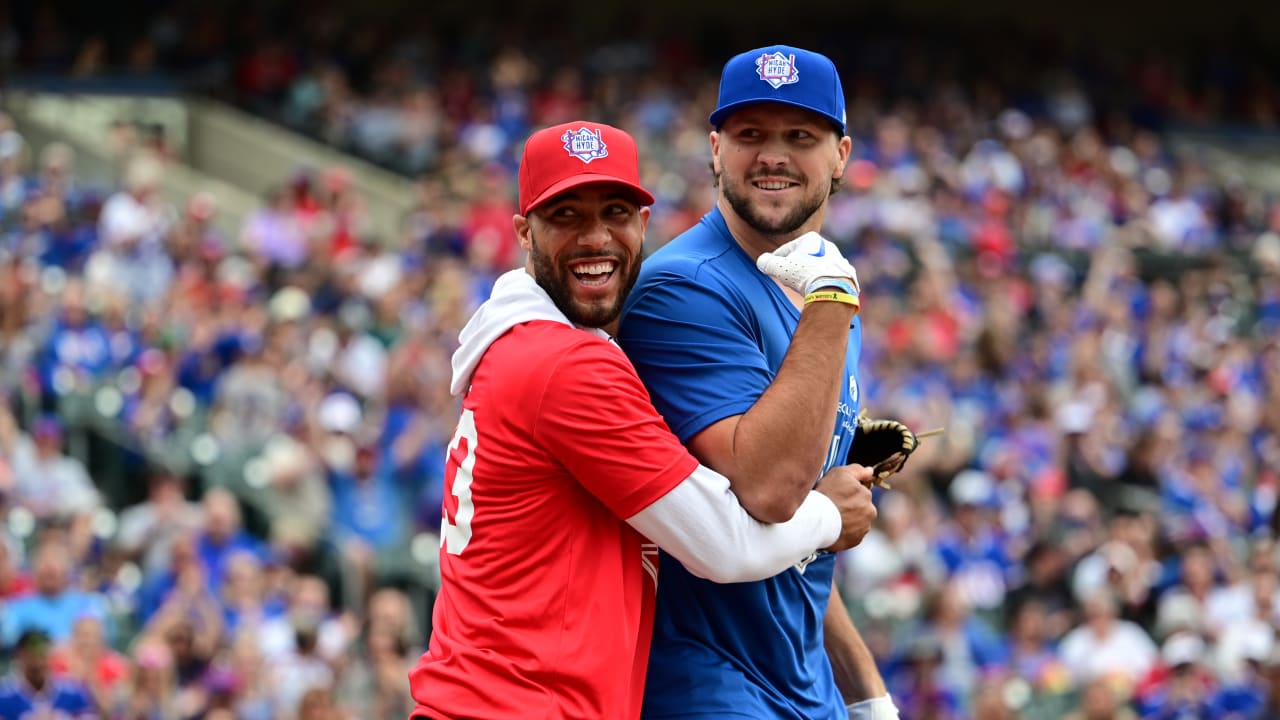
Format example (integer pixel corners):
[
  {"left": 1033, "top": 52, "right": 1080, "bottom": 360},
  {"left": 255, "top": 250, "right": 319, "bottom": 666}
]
[
  {"left": 529, "top": 231, "right": 641, "bottom": 329},
  {"left": 720, "top": 171, "right": 827, "bottom": 241}
]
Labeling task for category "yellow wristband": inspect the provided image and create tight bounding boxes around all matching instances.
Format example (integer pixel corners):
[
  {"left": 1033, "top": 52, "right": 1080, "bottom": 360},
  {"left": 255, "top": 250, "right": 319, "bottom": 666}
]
[{"left": 804, "top": 290, "right": 860, "bottom": 309}]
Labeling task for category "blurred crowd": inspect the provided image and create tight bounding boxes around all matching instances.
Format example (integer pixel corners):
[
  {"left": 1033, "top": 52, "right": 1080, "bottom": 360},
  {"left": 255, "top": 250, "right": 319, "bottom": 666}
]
[
  {"left": 1, "top": 6, "right": 1280, "bottom": 720},
  {"left": 0, "top": 112, "right": 454, "bottom": 717}
]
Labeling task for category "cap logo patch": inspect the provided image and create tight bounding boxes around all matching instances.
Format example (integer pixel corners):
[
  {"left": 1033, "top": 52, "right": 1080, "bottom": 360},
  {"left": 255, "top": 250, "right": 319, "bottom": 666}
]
[
  {"left": 562, "top": 127, "right": 609, "bottom": 164},
  {"left": 756, "top": 52, "right": 799, "bottom": 89}
]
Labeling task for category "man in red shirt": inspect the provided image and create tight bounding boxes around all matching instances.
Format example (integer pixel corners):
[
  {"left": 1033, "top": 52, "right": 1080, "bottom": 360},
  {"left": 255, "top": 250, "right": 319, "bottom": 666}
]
[{"left": 408, "top": 121, "right": 878, "bottom": 720}]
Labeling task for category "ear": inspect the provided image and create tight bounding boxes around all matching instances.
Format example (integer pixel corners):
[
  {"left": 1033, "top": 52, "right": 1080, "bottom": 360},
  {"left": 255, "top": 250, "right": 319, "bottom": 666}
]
[
  {"left": 709, "top": 131, "right": 722, "bottom": 178},
  {"left": 832, "top": 135, "right": 852, "bottom": 182},
  {"left": 638, "top": 206, "right": 651, "bottom": 237},
  {"left": 514, "top": 213, "right": 532, "bottom": 251}
]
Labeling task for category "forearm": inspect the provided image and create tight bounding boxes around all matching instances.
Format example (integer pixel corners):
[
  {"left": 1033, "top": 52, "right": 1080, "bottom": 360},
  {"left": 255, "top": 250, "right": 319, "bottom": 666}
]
[
  {"left": 626, "top": 464, "right": 840, "bottom": 583},
  {"left": 722, "top": 300, "right": 855, "bottom": 520},
  {"left": 825, "top": 585, "right": 888, "bottom": 702}
]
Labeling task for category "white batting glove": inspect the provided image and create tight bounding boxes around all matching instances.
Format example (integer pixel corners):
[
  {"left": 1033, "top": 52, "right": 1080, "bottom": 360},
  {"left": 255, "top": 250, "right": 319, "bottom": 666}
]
[{"left": 756, "top": 231, "right": 861, "bottom": 297}]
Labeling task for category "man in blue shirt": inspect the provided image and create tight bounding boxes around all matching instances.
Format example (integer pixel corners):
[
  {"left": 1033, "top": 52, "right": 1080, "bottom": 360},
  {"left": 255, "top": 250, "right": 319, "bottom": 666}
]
[
  {"left": 619, "top": 45, "right": 898, "bottom": 719},
  {"left": 1, "top": 541, "right": 109, "bottom": 649},
  {"left": 0, "top": 629, "right": 96, "bottom": 718}
]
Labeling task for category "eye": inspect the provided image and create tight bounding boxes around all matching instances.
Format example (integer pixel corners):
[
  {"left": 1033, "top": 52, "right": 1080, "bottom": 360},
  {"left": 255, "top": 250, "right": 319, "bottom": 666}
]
[{"left": 605, "top": 203, "right": 634, "bottom": 217}]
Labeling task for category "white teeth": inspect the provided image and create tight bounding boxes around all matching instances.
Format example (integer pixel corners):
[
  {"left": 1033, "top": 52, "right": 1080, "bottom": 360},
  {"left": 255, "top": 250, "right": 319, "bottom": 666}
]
[
  {"left": 574, "top": 261, "right": 616, "bottom": 276},
  {"left": 756, "top": 181, "right": 791, "bottom": 190}
]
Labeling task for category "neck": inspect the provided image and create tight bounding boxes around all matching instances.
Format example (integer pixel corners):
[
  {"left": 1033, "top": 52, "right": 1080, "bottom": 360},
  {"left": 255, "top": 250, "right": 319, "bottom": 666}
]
[{"left": 716, "top": 196, "right": 825, "bottom": 261}]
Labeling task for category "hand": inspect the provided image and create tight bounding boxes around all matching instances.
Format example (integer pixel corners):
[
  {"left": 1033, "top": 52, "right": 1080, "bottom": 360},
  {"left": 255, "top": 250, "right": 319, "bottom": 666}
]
[
  {"left": 814, "top": 464, "right": 877, "bottom": 552},
  {"left": 756, "top": 231, "right": 860, "bottom": 297}
]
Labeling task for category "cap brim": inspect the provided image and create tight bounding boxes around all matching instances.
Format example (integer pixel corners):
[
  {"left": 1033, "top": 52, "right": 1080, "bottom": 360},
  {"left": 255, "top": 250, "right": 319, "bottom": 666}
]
[
  {"left": 710, "top": 99, "right": 844, "bottom": 133},
  {"left": 524, "top": 174, "right": 655, "bottom": 214}
]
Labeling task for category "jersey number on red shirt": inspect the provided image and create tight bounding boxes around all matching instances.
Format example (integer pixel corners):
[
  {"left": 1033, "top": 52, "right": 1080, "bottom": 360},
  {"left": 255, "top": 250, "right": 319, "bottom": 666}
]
[{"left": 442, "top": 408, "right": 478, "bottom": 555}]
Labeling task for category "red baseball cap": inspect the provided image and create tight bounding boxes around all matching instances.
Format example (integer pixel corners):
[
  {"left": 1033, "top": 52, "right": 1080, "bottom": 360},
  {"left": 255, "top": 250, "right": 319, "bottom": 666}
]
[{"left": 518, "top": 121, "right": 655, "bottom": 215}]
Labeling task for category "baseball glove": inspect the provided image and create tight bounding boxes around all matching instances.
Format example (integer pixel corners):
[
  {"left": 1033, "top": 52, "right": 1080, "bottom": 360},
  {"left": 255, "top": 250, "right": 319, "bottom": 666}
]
[{"left": 846, "top": 412, "right": 922, "bottom": 489}]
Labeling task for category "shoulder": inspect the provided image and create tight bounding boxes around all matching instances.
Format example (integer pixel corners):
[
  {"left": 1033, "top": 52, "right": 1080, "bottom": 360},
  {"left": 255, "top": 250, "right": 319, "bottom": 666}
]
[
  {"left": 483, "top": 322, "right": 632, "bottom": 396},
  {"left": 542, "top": 336, "right": 638, "bottom": 390},
  {"left": 626, "top": 243, "right": 757, "bottom": 326},
  {"left": 640, "top": 227, "right": 740, "bottom": 285},
  {"left": 487, "top": 321, "right": 617, "bottom": 375}
]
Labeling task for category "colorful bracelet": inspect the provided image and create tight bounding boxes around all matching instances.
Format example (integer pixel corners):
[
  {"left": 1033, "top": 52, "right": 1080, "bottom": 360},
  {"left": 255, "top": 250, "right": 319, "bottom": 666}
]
[
  {"left": 805, "top": 278, "right": 858, "bottom": 297},
  {"left": 804, "top": 290, "right": 861, "bottom": 309}
]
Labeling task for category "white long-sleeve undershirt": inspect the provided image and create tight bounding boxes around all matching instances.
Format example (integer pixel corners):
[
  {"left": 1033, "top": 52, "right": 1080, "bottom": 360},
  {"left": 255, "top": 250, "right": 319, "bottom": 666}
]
[{"left": 627, "top": 463, "right": 840, "bottom": 583}]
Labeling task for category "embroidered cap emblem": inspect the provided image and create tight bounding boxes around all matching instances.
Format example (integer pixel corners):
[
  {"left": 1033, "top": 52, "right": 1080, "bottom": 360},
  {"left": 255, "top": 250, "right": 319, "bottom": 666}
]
[
  {"left": 756, "top": 51, "right": 799, "bottom": 89},
  {"left": 562, "top": 127, "right": 609, "bottom": 164}
]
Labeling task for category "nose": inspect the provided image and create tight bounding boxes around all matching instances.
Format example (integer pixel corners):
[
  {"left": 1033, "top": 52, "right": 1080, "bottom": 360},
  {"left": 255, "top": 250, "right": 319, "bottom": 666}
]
[
  {"left": 755, "top": 136, "right": 791, "bottom": 170},
  {"left": 576, "top": 215, "right": 611, "bottom": 249}
]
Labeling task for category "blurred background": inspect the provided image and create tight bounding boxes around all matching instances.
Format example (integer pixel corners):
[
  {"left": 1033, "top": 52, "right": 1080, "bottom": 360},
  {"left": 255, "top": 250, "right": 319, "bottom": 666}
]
[{"left": 0, "top": 0, "right": 1279, "bottom": 718}]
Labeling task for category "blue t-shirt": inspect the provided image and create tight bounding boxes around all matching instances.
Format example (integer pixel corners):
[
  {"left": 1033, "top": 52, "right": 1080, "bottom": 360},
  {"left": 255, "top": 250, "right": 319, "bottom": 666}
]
[
  {"left": 1, "top": 592, "right": 109, "bottom": 648},
  {"left": 619, "top": 207, "right": 863, "bottom": 720},
  {"left": 0, "top": 676, "right": 96, "bottom": 718}
]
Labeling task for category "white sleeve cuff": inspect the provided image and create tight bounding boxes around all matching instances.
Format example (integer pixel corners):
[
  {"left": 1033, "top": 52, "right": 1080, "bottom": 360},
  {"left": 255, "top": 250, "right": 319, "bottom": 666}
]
[{"left": 847, "top": 695, "right": 899, "bottom": 720}]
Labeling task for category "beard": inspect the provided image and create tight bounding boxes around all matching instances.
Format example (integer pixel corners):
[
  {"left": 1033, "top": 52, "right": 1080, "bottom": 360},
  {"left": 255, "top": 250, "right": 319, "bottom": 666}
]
[
  {"left": 529, "top": 230, "right": 642, "bottom": 329},
  {"left": 719, "top": 169, "right": 828, "bottom": 238}
]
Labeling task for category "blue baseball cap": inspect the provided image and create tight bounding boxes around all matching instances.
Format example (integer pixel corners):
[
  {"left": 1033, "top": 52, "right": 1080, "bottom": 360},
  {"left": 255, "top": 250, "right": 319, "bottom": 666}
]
[{"left": 709, "top": 45, "right": 847, "bottom": 134}]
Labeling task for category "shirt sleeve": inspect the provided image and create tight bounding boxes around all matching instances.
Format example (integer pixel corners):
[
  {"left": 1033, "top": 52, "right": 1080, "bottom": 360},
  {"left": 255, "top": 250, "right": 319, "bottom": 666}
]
[
  {"left": 626, "top": 464, "right": 840, "bottom": 583},
  {"left": 533, "top": 338, "right": 698, "bottom": 519},
  {"left": 619, "top": 270, "right": 773, "bottom": 443}
]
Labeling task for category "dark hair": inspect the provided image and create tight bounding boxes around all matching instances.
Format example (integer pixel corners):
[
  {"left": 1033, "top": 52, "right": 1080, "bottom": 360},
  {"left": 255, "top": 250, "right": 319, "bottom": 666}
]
[{"left": 15, "top": 627, "right": 52, "bottom": 652}]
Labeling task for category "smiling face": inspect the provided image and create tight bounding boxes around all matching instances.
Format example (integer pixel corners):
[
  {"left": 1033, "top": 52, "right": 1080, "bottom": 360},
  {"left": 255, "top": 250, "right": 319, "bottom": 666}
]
[
  {"left": 516, "top": 183, "right": 650, "bottom": 334},
  {"left": 711, "top": 104, "right": 850, "bottom": 252}
]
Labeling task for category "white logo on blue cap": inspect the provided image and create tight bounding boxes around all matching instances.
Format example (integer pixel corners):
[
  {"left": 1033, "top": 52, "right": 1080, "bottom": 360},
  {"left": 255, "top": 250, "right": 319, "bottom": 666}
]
[
  {"left": 756, "top": 52, "right": 799, "bottom": 89},
  {"left": 561, "top": 127, "right": 609, "bottom": 164}
]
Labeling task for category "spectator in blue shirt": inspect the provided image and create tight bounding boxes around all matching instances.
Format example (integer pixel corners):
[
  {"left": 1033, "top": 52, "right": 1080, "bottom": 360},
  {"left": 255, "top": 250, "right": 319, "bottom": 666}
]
[
  {"left": 195, "top": 487, "right": 268, "bottom": 594},
  {"left": 38, "top": 277, "right": 114, "bottom": 398},
  {"left": 329, "top": 444, "right": 407, "bottom": 554},
  {"left": 1212, "top": 651, "right": 1271, "bottom": 720},
  {"left": 328, "top": 442, "right": 408, "bottom": 610},
  {"left": 1, "top": 540, "right": 108, "bottom": 648},
  {"left": 0, "top": 628, "right": 96, "bottom": 718},
  {"left": 936, "top": 469, "right": 1016, "bottom": 613}
]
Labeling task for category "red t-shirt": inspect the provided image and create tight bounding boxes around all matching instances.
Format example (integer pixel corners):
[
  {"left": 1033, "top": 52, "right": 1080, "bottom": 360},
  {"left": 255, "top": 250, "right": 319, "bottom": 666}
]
[
  {"left": 0, "top": 573, "right": 34, "bottom": 600},
  {"left": 49, "top": 649, "right": 130, "bottom": 689},
  {"left": 409, "top": 321, "right": 696, "bottom": 720}
]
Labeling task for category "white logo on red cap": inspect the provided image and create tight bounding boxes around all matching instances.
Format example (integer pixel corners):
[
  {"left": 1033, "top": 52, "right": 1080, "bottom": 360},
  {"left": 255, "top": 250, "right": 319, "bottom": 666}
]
[
  {"left": 756, "top": 52, "right": 799, "bottom": 89},
  {"left": 562, "top": 128, "right": 609, "bottom": 164}
]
